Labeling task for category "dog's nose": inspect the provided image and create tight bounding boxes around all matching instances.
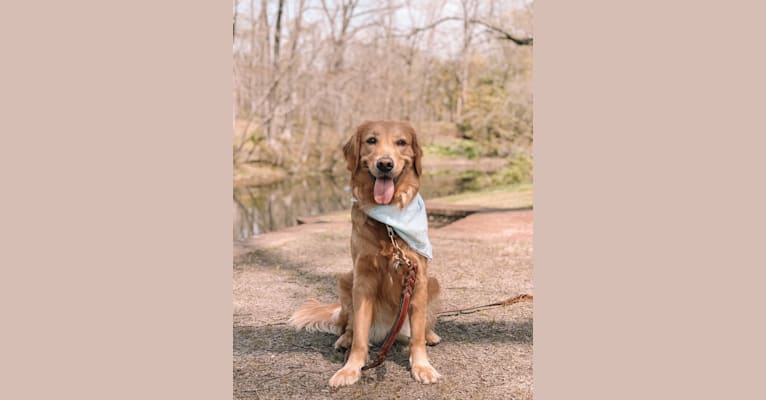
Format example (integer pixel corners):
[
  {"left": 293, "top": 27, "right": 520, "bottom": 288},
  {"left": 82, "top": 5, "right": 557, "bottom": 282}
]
[{"left": 376, "top": 157, "right": 394, "bottom": 173}]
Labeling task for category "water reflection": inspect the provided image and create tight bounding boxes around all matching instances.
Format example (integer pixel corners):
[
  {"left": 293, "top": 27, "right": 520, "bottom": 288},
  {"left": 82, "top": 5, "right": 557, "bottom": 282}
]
[{"left": 233, "top": 173, "right": 476, "bottom": 241}]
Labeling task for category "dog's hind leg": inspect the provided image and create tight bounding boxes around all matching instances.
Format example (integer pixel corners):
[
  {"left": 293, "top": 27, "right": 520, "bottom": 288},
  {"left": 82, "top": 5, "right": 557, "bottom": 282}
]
[
  {"left": 334, "top": 271, "right": 354, "bottom": 350},
  {"left": 425, "top": 276, "right": 441, "bottom": 346}
]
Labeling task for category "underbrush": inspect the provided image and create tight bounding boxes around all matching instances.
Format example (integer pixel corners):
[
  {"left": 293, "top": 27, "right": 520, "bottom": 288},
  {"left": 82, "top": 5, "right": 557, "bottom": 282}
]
[{"left": 452, "top": 155, "right": 533, "bottom": 191}]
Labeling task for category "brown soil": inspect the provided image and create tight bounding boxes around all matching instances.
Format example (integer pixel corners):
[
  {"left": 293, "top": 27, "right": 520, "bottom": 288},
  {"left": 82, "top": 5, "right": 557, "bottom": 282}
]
[{"left": 233, "top": 208, "right": 533, "bottom": 400}]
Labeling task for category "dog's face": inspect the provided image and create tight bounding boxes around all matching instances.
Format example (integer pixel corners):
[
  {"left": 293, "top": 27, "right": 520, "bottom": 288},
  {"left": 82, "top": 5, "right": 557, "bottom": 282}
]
[{"left": 343, "top": 121, "right": 422, "bottom": 207}]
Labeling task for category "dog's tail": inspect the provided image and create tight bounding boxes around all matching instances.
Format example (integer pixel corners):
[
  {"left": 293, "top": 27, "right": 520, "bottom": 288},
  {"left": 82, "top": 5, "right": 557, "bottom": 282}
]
[{"left": 288, "top": 299, "right": 343, "bottom": 335}]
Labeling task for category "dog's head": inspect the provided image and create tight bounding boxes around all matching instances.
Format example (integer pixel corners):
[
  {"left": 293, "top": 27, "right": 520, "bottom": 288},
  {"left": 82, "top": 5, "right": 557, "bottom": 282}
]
[{"left": 343, "top": 120, "right": 423, "bottom": 208}]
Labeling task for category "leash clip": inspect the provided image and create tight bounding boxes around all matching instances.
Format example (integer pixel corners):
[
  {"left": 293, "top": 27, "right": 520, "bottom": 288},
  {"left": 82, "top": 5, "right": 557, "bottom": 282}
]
[{"left": 386, "top": 225, "right": 409, "bottom": 272}]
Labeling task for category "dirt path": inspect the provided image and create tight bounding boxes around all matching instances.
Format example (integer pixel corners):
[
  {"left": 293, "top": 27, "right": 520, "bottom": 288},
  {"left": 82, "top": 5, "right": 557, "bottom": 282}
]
[{"left": 234, "top": 207, "right": 533, "bottom": 400}]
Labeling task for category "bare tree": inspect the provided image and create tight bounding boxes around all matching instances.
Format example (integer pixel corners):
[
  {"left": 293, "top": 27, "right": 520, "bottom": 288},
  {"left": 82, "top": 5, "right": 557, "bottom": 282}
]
[{"left": 233, "top": 0, "right": 534, "bottom": 174}]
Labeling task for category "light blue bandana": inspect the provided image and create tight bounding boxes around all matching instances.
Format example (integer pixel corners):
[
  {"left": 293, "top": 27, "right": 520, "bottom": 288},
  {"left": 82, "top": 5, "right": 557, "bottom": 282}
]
[{"left": 362, "top": 193, "right": 433, "bottom": 260}]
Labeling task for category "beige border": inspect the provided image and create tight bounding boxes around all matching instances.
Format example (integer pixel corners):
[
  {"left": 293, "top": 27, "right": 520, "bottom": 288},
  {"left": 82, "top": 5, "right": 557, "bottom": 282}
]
[
  {"left": 4, "top": 1, "right": 766, "bottom": 399},
  {"left": 536, "top": 1, "right": 766, "bottom": 399},
  {"left": 1, "top": 2, "right": 232, "bottom": 399}
]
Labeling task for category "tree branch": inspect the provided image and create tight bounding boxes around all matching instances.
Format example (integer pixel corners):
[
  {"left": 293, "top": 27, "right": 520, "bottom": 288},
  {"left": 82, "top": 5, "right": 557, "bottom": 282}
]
[
  {"left": 406, "top": 16, "right": 532, "bottom": 46},
  {"left": 468, "top": 18, "right": 533, "bottom": 46}
]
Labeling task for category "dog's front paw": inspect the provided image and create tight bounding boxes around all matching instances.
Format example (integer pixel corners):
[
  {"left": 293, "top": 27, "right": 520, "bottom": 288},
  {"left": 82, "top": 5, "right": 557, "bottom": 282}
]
[
  {"left": 329, "top": 366, "right": 361, "bottom": 387},
  {"left": 411, "top": 362, "right": 442, "bottom": 384}
]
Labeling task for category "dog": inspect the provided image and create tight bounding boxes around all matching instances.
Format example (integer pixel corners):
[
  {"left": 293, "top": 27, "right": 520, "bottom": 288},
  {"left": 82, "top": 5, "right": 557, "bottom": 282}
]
[{"left": 288, "top": 120, "right": 442, "bottom": 387}]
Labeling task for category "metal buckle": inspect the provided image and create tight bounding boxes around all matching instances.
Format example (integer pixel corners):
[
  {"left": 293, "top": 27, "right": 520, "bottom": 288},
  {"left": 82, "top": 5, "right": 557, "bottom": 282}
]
[{"left": 386, "top": 225, "right": 408, "bottom": 272}]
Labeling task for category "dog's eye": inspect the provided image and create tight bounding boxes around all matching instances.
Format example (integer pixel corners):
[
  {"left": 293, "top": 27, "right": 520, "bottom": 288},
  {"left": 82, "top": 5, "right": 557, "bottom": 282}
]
[
  {"left": 396, "top": 139, "right": 407, "bottom": 146},
  {"left": 366, "top": 137, "right": 377, "bottom": 145}
]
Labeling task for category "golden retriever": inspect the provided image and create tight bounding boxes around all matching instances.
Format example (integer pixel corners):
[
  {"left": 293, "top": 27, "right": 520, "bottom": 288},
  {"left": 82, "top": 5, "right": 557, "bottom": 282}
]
[{"left": 289, "top": 120, "right": 442, "bottom": 387}]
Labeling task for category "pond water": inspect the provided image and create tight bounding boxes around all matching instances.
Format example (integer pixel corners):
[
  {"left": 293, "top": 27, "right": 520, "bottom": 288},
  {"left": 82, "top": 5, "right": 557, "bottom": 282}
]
[{"left": 233, "top": 172, "right": 477, "bottom": 241}]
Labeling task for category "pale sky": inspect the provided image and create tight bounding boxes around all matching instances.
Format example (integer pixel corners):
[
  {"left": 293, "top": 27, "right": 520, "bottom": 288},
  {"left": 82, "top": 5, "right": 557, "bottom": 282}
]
[{"left": 234, "top": 0, "right": 532, "bottom": 60}]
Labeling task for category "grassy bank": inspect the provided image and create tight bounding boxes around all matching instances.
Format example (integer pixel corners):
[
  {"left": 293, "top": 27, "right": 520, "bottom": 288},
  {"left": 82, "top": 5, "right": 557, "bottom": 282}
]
[{"left": 431, "top": 182, "right": 533, "bottom": 209}]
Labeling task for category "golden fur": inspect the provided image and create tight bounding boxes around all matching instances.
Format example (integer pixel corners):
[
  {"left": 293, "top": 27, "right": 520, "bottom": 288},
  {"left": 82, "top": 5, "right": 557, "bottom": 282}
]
[{"left": 289, "top": 120, "right": 442, "bottom": 387}]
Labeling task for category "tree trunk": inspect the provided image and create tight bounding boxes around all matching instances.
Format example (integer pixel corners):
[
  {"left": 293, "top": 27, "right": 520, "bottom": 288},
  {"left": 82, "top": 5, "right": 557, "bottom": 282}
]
[{"left": 273, "top": 0, "right": 284, "bottom": 68}]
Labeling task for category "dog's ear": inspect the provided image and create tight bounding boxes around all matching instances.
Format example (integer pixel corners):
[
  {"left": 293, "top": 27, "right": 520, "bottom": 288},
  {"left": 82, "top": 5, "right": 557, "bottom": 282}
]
[
  {"left": 410, "top": 126, "right": 423, "bottom": 177},
  {"left": 343, "top": 122, "right": 370, "bottom": 172},
  {"left": 342, "top": 133, "right": 359, "bottom": 172}
]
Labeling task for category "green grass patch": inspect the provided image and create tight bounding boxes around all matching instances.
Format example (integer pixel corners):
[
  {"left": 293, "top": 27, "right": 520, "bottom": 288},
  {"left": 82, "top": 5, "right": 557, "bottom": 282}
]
[
  {"left": 433, "top": 182, "right": 534, "bottom": 209},
  {"left": 452, "top": 155, "right": 532, "bottom": 191},
  {"left": 424, "top": 139, "right": 480, "bottom": 159}
]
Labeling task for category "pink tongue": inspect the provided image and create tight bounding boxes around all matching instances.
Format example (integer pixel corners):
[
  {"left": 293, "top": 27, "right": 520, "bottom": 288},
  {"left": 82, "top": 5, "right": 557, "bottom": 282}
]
[{"left": 373, "top": 178, "right": 395, "bottom": 205}]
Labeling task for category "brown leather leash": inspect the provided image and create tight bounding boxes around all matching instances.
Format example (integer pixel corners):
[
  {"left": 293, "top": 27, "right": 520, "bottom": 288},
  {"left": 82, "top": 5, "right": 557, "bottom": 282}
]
[
  {"left": 353, "top": 225, "right": 418, "bottom": 371},
  {"left": 435, "top": 294, "right": 533, "bottom": 318}
]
